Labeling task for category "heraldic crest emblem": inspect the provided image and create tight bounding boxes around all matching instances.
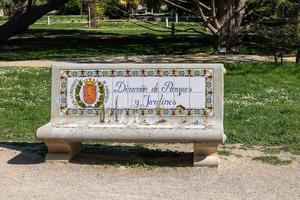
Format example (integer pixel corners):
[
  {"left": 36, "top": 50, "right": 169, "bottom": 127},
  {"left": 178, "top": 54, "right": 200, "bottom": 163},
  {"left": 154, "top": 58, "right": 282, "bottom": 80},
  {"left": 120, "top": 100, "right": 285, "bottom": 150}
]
[{"left": 74, "top": 78, "right": 106, "bottom": 109}]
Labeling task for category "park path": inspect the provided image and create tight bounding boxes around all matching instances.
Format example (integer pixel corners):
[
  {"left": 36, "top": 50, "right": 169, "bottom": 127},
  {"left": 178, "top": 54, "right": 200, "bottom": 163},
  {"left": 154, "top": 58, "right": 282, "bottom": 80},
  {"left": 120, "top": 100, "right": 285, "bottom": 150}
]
[
  {"left": 0, "top": 143, "right": 299, "bottom": 200},
  {"left": 0, "top": 54, "right": 296, "bottom": 67}
]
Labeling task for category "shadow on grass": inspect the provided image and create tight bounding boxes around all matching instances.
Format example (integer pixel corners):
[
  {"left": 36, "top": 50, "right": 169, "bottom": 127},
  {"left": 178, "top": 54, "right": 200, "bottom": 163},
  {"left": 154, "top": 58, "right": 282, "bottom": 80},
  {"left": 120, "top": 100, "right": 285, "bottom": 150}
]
[
  {"left": 0, "top": 142, "right": 193, "bottom": 167},
  {"left": 75, "top": 144, "right": 193, "bottom": 167},
  {"left": 0, "top": 32, "right": 213, "bottom": 61}
]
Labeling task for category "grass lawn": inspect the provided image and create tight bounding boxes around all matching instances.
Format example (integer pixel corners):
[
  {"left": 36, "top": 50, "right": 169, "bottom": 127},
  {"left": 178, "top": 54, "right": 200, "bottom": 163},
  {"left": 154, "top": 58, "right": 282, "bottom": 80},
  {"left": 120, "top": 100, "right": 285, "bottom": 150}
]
[
  {"left": 0, "top": 16, "right": 206, "bottom": 35},
  {"left": 0, "top": 63, "right": 299, "bottom": 153},
  {"left": 0, "top": 32, "right": 214, "bottom": 61},
  {"left": 0, "top": 16, "right": 278, "bottom": 60}
]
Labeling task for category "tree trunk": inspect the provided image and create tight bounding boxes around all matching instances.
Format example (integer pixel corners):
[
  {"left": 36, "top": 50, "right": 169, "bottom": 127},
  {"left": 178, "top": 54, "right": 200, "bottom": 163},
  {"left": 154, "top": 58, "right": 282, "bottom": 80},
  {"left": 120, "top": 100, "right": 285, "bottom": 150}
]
[
  {"left": 88, "top": 0, "right": 101, "bottom": 27},
  {"left": 217, "top": 0, "right": 247, "bottom": 47},
  {"left": 296, "top": 49, "right": 300, "bottom": 64},
  {"left": 0, "top": 0, "right": 69, "bottom": 44}
]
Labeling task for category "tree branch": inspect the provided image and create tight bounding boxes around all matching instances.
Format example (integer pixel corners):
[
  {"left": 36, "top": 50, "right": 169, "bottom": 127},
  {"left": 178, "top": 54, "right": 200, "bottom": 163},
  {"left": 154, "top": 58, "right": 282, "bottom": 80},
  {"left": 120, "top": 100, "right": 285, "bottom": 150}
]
[
  {"left": 211, "top": 0, "right": 221, "bottom": 29},
  {"left": 197, "top": 1, "right": 212, "bottom": 11},
  {"left": 0, "top": 0, "right": 70, "bottom": 44},
  {"left": 163, "top": 0, "right": 194, "bottom": 14},
  {"left": 195, "top": 0, "right": 218, "bottom": 34},
  {"left": 26, "top": 0, "right": 33, "bottom": 12},
  {"left": 216, "top": 1, "right": 249, "bottom": 35}
]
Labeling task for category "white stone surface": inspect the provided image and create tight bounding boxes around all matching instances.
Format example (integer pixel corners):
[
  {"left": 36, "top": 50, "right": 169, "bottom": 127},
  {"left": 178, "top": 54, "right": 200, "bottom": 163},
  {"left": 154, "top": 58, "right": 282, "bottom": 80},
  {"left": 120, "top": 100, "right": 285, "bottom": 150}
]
[{"left": 37, "top": 63, "right": 226, "bottom": 145}]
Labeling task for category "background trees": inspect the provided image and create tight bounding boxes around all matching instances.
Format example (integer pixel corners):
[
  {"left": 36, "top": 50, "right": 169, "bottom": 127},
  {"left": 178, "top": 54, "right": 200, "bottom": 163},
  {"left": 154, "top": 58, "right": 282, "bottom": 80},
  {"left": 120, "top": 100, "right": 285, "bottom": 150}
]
[
  {"left": 57, "top": 0, "right": 82, "bottom": 15},
  {"left": 0, "top": 0, "right": 70, "bottom": 44},
  {"left": 164, "top": 0, "right": 249, "bottom": 48},
  {"left": 164, "top": 0, "right": 299, "bottom": 55},
  {"left": 245, "top": 0, "right": 299, "bottom": 62},
  {"left": 0, "top": 0, "right": 298, "bottom": 60}
]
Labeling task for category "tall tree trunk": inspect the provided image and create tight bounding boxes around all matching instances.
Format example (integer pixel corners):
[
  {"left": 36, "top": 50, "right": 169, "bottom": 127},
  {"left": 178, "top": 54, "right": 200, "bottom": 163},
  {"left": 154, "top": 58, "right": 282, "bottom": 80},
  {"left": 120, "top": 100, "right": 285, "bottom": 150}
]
[
  {"left": 217, "top": 0, "right": 247, "bottom": 47},
  {"left": 0, "top": 0, "right": 69, "bottom": 44},
  {"left": 194, "top": 0, "right": 248, "bottom": 48}
]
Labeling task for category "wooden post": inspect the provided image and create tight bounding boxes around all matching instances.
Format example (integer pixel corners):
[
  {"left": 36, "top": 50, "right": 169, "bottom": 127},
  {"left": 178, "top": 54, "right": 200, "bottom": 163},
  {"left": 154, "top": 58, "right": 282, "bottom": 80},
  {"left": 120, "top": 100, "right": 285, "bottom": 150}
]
[
  {"left": 274, "top": 52, "right": 283, "bottom": 64},
  {"left": 80, "top": 0, "right": 83, "bottom": 19},
  {"left": 171, "top": 23, "right": 175, "bottom": 36},
  {"left": 88, "top": 6, "right": 91, "bottom": 28},
  {"left": 165, "top": 17, "right": 169, "bottom": 28},
  {"left": 274, "top": 53, "right": 278, "bottom": 63},
  {"left": 47, "top": 16, "right": 50, "bottom": 25},
  {"left": 175, "top": 13, "right": 178, "bottom": 23},
  {"left": 296, "top": 49, "right": 300, "bottom": 64}
]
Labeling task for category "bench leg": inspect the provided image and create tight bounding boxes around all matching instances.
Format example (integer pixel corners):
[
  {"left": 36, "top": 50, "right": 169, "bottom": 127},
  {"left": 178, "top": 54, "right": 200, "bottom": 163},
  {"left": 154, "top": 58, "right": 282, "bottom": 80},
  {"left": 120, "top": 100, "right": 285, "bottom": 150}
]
[
  {"left": 45, "top": 141, "right": 81, "bottom": 163},
  {"left": 193, "top": 143, "right": 219, "bottom": 166}
]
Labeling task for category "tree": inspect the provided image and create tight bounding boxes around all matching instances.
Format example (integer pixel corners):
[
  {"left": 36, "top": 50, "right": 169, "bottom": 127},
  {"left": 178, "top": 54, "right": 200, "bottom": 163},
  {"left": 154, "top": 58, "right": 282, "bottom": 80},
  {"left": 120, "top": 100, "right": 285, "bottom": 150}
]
[
  {"left": 118, "top": 0, "right": 140, "bottom": 18},
  {"left": 245, "top": 0, "right": 299, "bottom": 61},
  {"left": 57, "top": 0, "right": 82, "bottom": 15},
  {"left": 140, "top": 0, "right": 162, "bottom": 12},
  {"left": 0, "top": 0, "right": 70, "bottom": 44},
  {"left": 164, "top": 0, "right": 249, "bottom": 47},
  {"left": 87, "top": 0, "right": 105, "bottom": 27}
]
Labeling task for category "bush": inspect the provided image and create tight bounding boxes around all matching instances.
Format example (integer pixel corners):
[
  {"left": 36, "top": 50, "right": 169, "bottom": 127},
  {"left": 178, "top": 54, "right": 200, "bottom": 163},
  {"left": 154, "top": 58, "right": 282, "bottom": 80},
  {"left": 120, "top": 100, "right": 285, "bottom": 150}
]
[{"left": 57, "top": 0, "right": 82, "bottom": 15}]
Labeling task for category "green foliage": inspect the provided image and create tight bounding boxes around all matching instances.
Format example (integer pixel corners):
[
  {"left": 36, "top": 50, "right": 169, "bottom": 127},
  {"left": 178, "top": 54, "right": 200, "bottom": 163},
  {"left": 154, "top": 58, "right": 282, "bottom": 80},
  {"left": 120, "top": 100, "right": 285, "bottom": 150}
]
[
  {"left": 140, "top": 0, "right": 162, "bottom": 12},
  {"left": 95, "top": 1, "right": 105, "bottom": 19},
  {"left": 246, "top": 0, "right": 299, "bottom": 52},
  {"left": 75, "top": 80, "right": 86, "bottom": 108},
  {"left": 57, "top": 0, "right": 82, "bottom": 15},
  {"left": 103, "top": 0, "right": 123, "bottom": 18}
]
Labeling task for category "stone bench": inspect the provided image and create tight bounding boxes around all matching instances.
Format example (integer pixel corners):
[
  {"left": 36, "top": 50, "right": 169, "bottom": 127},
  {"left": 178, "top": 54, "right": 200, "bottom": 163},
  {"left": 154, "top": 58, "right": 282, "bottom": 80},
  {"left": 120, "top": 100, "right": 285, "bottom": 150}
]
[{"left": 37, "top": 63, "right": 226, "bottom": 166}]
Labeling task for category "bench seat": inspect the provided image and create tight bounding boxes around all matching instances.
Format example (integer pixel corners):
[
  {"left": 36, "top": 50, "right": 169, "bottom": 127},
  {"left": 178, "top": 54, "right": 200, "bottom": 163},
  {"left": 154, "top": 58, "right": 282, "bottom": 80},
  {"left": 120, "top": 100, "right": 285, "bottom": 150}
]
[{"left": 37, "top": 122, "right": 226, "bottom": 143}]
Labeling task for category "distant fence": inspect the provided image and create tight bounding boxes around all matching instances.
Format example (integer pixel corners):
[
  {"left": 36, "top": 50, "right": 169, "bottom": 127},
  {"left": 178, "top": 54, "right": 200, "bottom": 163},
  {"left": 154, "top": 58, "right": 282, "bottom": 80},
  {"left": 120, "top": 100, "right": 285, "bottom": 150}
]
[{"left": 134, "top": 13, "right": 199, "bottom": 22}]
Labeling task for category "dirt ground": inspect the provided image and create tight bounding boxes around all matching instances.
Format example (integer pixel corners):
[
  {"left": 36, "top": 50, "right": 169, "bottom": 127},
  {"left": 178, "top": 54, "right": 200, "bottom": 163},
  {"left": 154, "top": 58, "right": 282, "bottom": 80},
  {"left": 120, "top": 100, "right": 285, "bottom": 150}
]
[
  {"left": 0, "top": 54, "right": 296, "bottom": 68},
  {"left": 0, "top": 143, "right": 299, "bottom": 200}
]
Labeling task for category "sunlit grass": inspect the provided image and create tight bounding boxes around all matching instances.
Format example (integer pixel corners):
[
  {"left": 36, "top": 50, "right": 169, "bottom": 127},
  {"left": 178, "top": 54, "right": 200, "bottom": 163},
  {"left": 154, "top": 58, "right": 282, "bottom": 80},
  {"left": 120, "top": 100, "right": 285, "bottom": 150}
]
[{"left": 0, "top": 63, "right": 299, "bottom": 154}]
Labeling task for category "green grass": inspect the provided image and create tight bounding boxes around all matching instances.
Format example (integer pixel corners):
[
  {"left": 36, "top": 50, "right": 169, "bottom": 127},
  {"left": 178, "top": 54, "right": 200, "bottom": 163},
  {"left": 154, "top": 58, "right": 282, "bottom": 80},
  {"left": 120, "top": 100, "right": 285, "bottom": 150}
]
[
  {"left": 0, "top": 33, "right": 213, "bottom": 61},
  {"left": 252, "top": 156, "right": 292, "bottom": 165},
  {"left": 32, "top": 19, "right": 206, "bottom": 35},
  {"left": 224, "top": 63, "right": 300, "bottom": 154},
  {"left": 0, "top": 16, "right": 213, "bottom": 61},
  {"left": 0, "top": 68, "right": 50, "bottom": 141},
  {"left": 0, "top": 63, "right": 299, "bottom": 154},
  {"left": 0, "top": 16, "right": 279, "bottom": 60},
  {"left": 0, "top": 16, "right": 206, "bottom": 35},
  {"left": 218, "top": 149, "right": 231, "bottom": 156}
]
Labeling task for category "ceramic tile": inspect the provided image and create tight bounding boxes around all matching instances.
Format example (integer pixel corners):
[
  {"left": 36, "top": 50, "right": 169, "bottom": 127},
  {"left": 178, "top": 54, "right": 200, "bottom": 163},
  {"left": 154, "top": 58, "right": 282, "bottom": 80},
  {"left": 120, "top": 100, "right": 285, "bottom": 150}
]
[
  {"left": 190, "top": 93, "right": 206, "bottom": 109},
  {"left": 159, "top": 77, "right": 174, "bottom": 93},
  {"left": 59, "top": 68, "right": 214, "bottom": 117},
  {"left": 128, "top": 93, "right": 144, "bottom": 109},
  {"left": 189, "top": 76, "right": 206, "bottom": 93},
  {"left": 174, "top": 93, "right": 189, "bottom": 109},
  {"left": 112, "top": 93, "right": 127, "bottom": 108}
]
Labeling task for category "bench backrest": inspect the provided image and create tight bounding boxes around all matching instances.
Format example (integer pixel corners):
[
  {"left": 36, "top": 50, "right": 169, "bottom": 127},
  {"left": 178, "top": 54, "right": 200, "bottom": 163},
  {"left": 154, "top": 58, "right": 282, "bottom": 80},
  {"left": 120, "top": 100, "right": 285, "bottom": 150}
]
[{"left": 51, "top": 63, "right": 224, "bottom": 131}]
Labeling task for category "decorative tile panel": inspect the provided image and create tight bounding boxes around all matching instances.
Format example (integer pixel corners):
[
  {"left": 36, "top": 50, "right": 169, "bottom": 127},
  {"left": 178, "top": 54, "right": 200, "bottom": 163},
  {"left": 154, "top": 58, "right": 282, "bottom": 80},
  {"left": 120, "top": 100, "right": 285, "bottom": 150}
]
[{"left": 60, "top": 68, "right": 214, "bottom": 117}]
